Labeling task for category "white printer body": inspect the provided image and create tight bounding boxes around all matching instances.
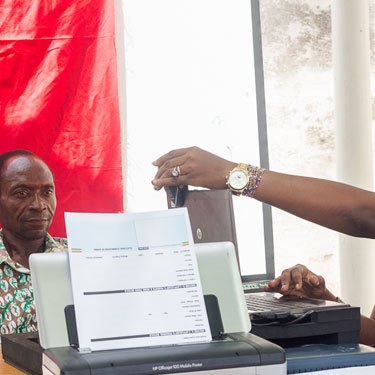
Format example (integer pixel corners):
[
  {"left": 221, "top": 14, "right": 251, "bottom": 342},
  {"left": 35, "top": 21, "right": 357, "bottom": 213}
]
[{"left": 32, "top": 244, "right": 286, "bottom": 375}]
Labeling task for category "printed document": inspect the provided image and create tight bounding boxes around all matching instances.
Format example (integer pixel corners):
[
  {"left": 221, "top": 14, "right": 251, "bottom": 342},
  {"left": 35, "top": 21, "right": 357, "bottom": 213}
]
[{"left": 65, "top": 208, "right": 212, "bottom": 351}]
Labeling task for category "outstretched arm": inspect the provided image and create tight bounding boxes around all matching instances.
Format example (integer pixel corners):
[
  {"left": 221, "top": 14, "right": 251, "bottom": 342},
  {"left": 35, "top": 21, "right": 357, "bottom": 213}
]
[
  {"left": 152, "top": 146, "right": 375, "bottom": 238},
  {"left": 361, "top": 315, "right": 375, "bottom": 346},
  {"left": 256, "top": 170, "right": 375, "bottom": 238}
]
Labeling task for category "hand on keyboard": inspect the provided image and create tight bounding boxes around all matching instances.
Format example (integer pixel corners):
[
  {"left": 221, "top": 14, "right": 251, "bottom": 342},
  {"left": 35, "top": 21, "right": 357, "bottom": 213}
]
[{"left": 264, "top": 264, "right": 336, "bottom": 301}]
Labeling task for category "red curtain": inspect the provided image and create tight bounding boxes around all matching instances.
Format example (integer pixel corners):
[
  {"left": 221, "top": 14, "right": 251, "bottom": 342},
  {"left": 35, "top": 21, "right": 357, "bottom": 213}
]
[{"left": 0, "top": 0, "right": 123, "bottom": 237}]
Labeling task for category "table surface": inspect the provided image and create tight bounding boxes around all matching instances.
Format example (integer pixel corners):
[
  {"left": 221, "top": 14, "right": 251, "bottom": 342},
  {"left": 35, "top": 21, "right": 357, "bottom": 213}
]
[
  {"left": 0, "top": 360, "right": 24, "bottom": 374},
  {"left": 0, "top": 350, "right": 25, "bottom": 375}
]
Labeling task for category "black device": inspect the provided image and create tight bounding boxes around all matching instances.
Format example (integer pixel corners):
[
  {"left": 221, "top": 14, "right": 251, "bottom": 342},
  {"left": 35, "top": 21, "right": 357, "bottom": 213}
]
[
  {"left": 167, "top": 188, "right": 362, "bottom": 347},
  {"left": 164, "top": 185, "right": 188, "bottom": 208}
]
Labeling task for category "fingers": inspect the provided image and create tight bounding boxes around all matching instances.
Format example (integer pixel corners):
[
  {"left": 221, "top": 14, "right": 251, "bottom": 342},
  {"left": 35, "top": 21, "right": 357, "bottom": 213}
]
[
  {"left": 152, "top": 175, "right": 189, "bottom": 191},
  {"left": 273, "top": 268, "right": 298, "bottom": 292},
  {"left": 152, "top": 158, "right": 187, "bottom": 190},
  {"left": 264, "top": 264, "right": 323, "bottom": 297},
  {"left": 152, "top": 146, "right": 237, "bottom": 191},
  {"left": 152, "top": 147, "right": 195, "bottom": 190},
  {"left": 287, "top": 267, "right": 303, "bottom": 290},
  {"left": 306, "top": 273, "right": 321, "bottom": 287},
  {"left": 264, "top": 276, "right": 282, "bottom": 292},
  {"left": 152, "top": 148, "right": 189, "bottom": 168},
  {"left": 294, "top": 264, "right": 322, "bottom": 288},
  {"left": 154, "top": 156, "right": 186, "bottom": 179}
]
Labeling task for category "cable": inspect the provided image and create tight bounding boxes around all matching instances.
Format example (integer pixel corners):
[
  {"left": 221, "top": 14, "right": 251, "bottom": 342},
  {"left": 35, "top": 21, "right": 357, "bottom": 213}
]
[{"left": 251, "top": 310, "right": 315, "bottom": 326}]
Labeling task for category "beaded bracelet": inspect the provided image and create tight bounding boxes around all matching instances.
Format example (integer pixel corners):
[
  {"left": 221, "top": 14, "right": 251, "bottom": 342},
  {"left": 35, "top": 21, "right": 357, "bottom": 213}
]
[{"left": 241, "top": 164, "right": 265, "bottom": 198}]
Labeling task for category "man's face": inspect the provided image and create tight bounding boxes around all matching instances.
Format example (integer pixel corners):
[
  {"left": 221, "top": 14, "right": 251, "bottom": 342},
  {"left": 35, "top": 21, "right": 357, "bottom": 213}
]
[{"left": 0, "top": 156, "right": 56, "bottom": 240}]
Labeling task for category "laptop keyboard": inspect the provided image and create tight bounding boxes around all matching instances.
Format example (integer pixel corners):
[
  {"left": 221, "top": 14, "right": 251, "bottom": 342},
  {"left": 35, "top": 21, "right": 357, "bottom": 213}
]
[{"left": 245, "top": 293, "right": 319, "bottom": 312}]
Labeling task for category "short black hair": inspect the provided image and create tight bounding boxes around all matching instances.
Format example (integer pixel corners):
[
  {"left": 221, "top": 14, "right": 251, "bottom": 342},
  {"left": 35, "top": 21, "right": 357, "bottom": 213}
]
[{"left": 0, "top": 149, "right": 40, "bottom": 184}]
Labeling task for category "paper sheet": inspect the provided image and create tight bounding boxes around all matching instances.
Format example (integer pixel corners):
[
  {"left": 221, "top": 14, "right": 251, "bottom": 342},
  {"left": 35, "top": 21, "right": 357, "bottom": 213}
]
[{"left": 65, "top": 208, "right": 211, "bottom": 351}]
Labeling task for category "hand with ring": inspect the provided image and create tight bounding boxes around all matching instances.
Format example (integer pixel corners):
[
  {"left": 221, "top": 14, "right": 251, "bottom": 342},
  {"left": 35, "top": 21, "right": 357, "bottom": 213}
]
[{"left": 152, "top": 146, "right": 236, "bottom": 190}]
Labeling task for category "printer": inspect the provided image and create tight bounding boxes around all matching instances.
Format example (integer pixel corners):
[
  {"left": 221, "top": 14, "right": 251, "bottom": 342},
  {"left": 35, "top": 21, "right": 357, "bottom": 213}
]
[
  {"left": 42, "top": 332, "right": 286, "bottom": 375},
  {"left": 28, "top": 243, "right": 286, "bottom": 375},
  {"left": 41, "top": 295, "right": 286, "bottom": 374}
]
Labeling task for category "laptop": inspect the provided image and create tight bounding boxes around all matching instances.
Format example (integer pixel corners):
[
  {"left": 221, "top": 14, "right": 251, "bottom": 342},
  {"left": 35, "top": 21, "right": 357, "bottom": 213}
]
[
  {"left": 29, "top": 241, "right": 250, "bottom": 349},
  {"left": 166, "top": 188, "right": 353, "bottom": 320}
]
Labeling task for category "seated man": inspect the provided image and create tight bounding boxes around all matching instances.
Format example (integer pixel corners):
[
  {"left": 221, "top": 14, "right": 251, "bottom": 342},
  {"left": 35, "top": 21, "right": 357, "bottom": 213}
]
[
  {"left": 0, "top": 150, "right": 66, "bottom": 334},
  {"left": 264, "top": 264, "right": 375, "bottom": 346}
]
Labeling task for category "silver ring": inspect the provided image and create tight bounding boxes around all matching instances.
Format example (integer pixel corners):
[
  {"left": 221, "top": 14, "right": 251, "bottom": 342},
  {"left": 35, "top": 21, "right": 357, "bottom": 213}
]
[{"left": 172, "top": 165, "right": 180, "bottom": 177}]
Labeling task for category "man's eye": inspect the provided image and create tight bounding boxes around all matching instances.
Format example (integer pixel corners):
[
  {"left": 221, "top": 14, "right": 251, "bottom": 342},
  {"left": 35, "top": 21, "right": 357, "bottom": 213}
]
[
  {"left": 15, "top": 190, "right": 29, "bottom": 198},
  {"left": 44, "top": 189, "right": 55, "bottom": 196}
]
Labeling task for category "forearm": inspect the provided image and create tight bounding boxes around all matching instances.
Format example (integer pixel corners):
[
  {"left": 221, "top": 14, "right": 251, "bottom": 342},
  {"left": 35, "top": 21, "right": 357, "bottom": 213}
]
[
  {"left": 360, "top": 315, "right": 375, "bottom": 346},
  {"left": 152, "top": 148, "right": 375, "bottom": 238},
  {"left": 321, "top": 293, "right": 375, "bottom": 345},
  {"left": 253, "top": 170, "right": 375, "bottom": 238},
  {"left": 314, "top": 290, "right": 375, "bottom": 345}
]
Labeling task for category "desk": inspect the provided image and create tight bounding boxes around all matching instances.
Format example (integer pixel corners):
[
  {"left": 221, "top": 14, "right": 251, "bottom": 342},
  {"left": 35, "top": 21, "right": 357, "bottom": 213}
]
[
  {"left": 1, "top": 333, "right": 42, "bottom": 375},
  {"left": 0, "top": 352, "right": 24, "bottom": 375},
  {"left": 285, "top": 343, "right": 375, "bottom": 374},
  {"left": 303, "top": 368, "right": 375, "bottom": 374}
]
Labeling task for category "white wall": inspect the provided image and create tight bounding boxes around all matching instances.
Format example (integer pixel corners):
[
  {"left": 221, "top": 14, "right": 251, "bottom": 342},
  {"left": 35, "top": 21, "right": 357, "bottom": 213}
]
[
  {"left": 116, "top": 0, "right": 269, "bottom": 276},
  {"left": 259, "top": 0, "right": 340, "bottom": 294},
  {"left": 116, "top": 0, "right": 375, "bottom": 312},
  {"left": 260, "top": 1, "right": 375, "bottom": 314}
]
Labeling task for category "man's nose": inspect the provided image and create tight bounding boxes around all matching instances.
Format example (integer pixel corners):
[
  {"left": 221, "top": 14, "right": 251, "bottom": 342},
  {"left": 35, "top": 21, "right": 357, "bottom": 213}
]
[{"left": 30, "top": 194, "right": 47, "bottom": 210}]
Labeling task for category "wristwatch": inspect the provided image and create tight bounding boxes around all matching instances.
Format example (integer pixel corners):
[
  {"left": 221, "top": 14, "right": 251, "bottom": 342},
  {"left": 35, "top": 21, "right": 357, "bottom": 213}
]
[{"left": 226, "top": 163, "right": 249, "bottom": 195}]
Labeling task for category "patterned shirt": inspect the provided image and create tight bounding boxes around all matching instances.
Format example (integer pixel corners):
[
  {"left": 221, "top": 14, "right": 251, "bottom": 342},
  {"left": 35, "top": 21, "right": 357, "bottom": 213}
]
[{"left": 0, "top": 230, "right": 67, "bottom": 335}]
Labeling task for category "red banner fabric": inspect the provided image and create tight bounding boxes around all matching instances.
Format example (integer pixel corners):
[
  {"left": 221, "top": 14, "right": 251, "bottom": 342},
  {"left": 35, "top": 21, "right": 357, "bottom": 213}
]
[{"left": 0, "top": 0, "right": 123, "bottom": 237}]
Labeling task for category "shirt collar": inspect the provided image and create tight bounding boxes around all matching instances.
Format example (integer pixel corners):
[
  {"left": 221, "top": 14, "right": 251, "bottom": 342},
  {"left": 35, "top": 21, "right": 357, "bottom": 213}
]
[{"left": 0, "top": 229, "right": 67, "bottom": 273}]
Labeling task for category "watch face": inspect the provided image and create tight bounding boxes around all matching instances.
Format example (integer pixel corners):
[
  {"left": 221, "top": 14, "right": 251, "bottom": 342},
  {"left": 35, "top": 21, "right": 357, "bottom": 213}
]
[{"left": 229, "top": 170, "right": 248, "bottom": 190}]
